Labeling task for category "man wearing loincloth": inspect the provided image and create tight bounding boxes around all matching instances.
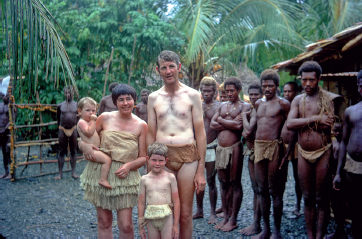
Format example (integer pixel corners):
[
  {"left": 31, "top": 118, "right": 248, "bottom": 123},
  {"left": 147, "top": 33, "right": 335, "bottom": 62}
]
[
  {"left": 80, "top": 84, "right": 148, "bottom": 238},
  {"left": 135, "top": 88, "right": 149, "bottom": 124},
  {"left": 280, "top": 81, "right": 302, "bottom": 216},
  {"left": 147, "top": 50, "right": 206, "bottom": 239},
  {"left": 211, "top": 76, "right": 250, "bottom": 232},
  {"left": 0, "top": 93, "right": 11, "bottom": 179},
  {"left": 239, "top": 83, "right": 263, "bottom": 236},
  {"left": 55, "top": 86, "right": 78, "bottom": 179},
  {"left": 287, "top": 61, "right": 334, "bottom": 239},
  {"left": 243, "top": 69, "right": 290, "bottom": 238},
  {"left": 193, "top": 76, "right": 220, "bottom": 224},
  {"left": 333, "top": 69, "right": 362, "bottom": 239},
  {"left": 98, "top": 82, "right": 118, "bottom": 115}
]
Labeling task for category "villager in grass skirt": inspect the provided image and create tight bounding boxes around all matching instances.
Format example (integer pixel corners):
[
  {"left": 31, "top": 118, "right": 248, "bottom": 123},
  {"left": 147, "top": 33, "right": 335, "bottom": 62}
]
[{"left": 80, "top": 130, "right": 141, "bottom": 210}]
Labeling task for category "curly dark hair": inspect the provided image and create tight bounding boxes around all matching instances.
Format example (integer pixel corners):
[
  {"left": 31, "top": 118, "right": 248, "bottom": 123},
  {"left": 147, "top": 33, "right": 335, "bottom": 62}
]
[
  {"left": 284, "top": 81, "right": 299, "bottom": 93},
  {"left": 260, "top": 69, "right": 280, "bottom": 86},
  {"left": 224, "top": 76, "right": 242, "bottom": 91},
  {"left": 111, "top": 84, "right": 137, "bottom": 106},
  {"left": 141, "top": 89, "right": 149, "bottom": 95},
  {"left": 156, "top": 51, "right": 180, "bottom": 69},
  {"left": 298, "top": 61, "right": 322, "bottom": 79},
  {"left": 248, "top": 83, "right": 262, "bottom": 94},
  {"left": 109, "top": 82, "right": 119, "bottom": 93}
]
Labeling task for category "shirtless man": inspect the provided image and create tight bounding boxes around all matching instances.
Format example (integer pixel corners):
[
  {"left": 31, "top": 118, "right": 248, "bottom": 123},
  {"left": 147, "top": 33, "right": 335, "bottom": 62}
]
[
  {"left": 239, "top": 83, "right": 263, "bottom": 236},
  {"left": 98, "top": 82, "right": 118, "bottom": 115},
  {"left": 211, "top": 76, "right": 250, "bottom": 232},
  {"left": 193, "top": 77, "right": 220, "bottom": 224},
  {"left": 135, "top": 89, "right": 149, "bottom": 123},
  {"left": 0, "top": 93, "right": 11, "bottom": 179},
  {"left": 242, "top": 69, "right": 290, "bottom": 238},
  {"left": 280, "top": 81, "right": 302, "bottom": 215},
  {"left": 55, "top": 86, "right": 79, "bottom": 179},
  {"left": 333, "top": 69, "right": 362, "bottom": 239},
  {"left": 287, "top": 61, "right": 334, "bottom": 239},
  {"left": 147, "top": 50, "right": 206, "bottom": 239}
]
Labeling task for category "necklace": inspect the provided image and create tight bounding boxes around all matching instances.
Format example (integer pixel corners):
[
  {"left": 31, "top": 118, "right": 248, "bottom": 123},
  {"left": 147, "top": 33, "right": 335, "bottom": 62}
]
[
  {"left": 225, "top": 101, "right": 240, "bottom": 115},
  {"left": 203, "top": 101, "right": 214, "bottom": 117}
]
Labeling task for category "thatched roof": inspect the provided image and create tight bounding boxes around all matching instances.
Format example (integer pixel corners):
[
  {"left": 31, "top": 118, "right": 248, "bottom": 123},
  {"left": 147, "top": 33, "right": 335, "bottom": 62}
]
[{"left": 271, "top": 23, "right": 362, "bottom": 76}]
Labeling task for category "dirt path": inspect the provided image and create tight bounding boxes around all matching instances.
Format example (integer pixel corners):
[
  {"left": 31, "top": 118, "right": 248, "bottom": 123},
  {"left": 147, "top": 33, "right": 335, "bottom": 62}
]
[{"left": 0, "top": 146, "right": 347, "bottom": 238}]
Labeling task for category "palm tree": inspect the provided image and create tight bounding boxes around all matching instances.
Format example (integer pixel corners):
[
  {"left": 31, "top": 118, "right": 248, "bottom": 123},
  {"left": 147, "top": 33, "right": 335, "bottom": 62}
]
[
  {"left": 3, "top": 0, "right": 77, "bottom": 98},
  {"left": 163, "top": 0, "right": 305, "bottom": 88}
]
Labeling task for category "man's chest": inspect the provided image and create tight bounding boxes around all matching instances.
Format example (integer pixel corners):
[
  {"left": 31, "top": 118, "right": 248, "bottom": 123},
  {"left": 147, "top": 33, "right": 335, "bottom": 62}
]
[
  {"left": 257, "top": 102, "right": 282, "bottom": 119},
  {"left": 60, "top": 103, "right": 77, "bottom": 113}
]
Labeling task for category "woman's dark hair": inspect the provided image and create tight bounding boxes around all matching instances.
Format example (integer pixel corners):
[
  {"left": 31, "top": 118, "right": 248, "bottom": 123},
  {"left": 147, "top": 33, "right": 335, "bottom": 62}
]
[{"left": 112, "top": 84, "right": 137, "bottom": 106}]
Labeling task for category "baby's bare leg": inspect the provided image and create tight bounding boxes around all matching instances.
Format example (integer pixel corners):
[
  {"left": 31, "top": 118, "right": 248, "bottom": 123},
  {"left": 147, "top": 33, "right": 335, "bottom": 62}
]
[
  {"left": 94, "top": 151, "right": 112, "bottom": 189},
  {"left": 146, "top": 220, "right": 161, "bottom": 238},
  {"left": 161, "top": 214, "right": 173, "bottom": 238}
]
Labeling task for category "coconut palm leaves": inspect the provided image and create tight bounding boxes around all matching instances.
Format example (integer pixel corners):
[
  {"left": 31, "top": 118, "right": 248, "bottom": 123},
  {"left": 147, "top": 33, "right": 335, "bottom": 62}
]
[
  {"left": 172, "top": 0, "right": 304, "bottom": 82},
  {"left": 2, "top": 0, "right": 78, "bottom": 99}
]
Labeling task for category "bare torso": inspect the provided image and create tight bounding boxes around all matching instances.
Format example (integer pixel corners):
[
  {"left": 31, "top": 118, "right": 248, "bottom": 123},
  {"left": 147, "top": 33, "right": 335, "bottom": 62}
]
[
  {"left": 204, "top": 101, "right": 219, "bottom": 144},
  {"left": 345, "top": 103, "right": 362, "bottom": 161},
  {"left": 150, "top": 84, "right": 197, "bottom": 145},
  {"left": 217, "top": 101, "right": 248, "bottom": 147},
  {"left": 136, "top": 102, "right": 148, "bottom": 123},
  {"left": 255, "top": 97, "right": 289, "bottom": 141},
  {"left": 98, "top": 95, "right": 118, "bottom": 115},
  {"left": 0, "top": 102, "right": 9, "bottom": 129},
  {"left": 295, "top": 94, "right": 332, "bottom": 151},
  {"left": 58, "top": 101, "right": 78, "bottom": 129},
  {"left": 77, "top": 119, "right": 101, "bottom": 147},
  {"left": 143, "top": 172, "right": 173, "bottom": 205}
]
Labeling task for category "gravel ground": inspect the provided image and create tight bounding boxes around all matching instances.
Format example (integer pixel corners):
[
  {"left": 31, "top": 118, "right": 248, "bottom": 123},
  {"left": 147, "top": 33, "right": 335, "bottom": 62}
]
[{"left": 0, "top": 146, "right": 351, "bottom": 238}]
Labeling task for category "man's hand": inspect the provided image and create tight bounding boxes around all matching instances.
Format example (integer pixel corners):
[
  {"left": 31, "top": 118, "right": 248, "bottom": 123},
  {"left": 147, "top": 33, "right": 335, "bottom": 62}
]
[
  {"left": 279, "top": 155, "right": 288, "bottom": 170},
  {"left": 115, "top": 163, "right": 131, "bottom": 179},
  {"left": 139, "top": 227, "right": 146, "bottom": 239},
  {"left": 332, "top": 174, "right": 341, "bottom": 191},
  {"left": 194, "top": 172, "right": 206, "bottom": 194},
  {"left": 234, "top": 113, "right": 243, "bottom": 122},
  {"left": 90, "top": 114, "right": 97, "bottom": 121},
  {"left": 318, "top": 113, "right": 334, "bottom": 126},
  {"left": 172, "top": 224, "right": 179, "bottom": 238}
]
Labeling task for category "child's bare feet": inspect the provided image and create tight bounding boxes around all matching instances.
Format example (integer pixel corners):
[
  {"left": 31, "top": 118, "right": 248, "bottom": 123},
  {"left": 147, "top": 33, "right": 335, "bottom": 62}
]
[{"left": 99, "top": 179, "right": 112, "bottom": 189}]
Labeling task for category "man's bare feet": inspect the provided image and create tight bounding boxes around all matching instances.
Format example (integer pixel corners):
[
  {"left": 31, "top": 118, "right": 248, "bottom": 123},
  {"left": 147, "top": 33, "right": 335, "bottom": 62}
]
[
  {"left": 54, "top": 174, "right": 62, "bottom": 180},
  {"left": 208, "top": 214, "right": 218, "bottom": 224},
  {"left": 239, "top": 223, "right": 262, "bottom": 235},
  {"left": 4, "top": 174, "right": 12, "bottom": 180},
  {"left": 0, "top": 172, "right": 9, "bottom": 178},
  {"left": 192, "top": 209, "right": 204, "bottom": 219},
  {"left": 216, "top": 212, "right": 224, "bottom": 218},
  {"left": 98, "top": 179, "right": 112, "bottom": 189},
  {"left": 221, "top": 220, "right": 238, "bottom": 232},
  {"left": 251, "top": 229, "right": 271, "bottom": 239},
  {"left": 71, "top": 173, "right": 79, "bottom": 179},
  {"left": 270, "top": 230, "right": 282, "bottom": 239},
  {"left": 215, "top": 207, "right": 223, "bottom": 214},
  {"left": 214, "top": 219, "right": 228, "bottom": 230}
]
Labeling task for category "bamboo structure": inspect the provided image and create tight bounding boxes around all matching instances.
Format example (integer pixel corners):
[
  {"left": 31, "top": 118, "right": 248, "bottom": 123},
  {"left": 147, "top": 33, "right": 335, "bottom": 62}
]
[{"left": 6, "top": 87, "right": 83, "bottom": 180}]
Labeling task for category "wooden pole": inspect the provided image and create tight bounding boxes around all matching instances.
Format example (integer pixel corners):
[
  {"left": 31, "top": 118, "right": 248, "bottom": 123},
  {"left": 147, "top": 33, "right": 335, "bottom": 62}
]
[
  {"left": 36, "top": 93, "right": 43, "bottom": 173},
  {"left": 102, "top": 47, "right": 114, "bottom": 97},
  {"left": 128, "top": 34, "right": 137, "bottom": 85}
]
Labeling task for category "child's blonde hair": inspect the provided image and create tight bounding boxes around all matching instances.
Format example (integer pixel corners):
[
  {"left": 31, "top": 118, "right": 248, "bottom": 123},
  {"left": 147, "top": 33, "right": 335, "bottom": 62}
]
[
  {"left": 78, "top": 97, "right": 97, "bottom": 110},
  {"left": 147, "top": 142, "right": 168, "bottom": 158}
]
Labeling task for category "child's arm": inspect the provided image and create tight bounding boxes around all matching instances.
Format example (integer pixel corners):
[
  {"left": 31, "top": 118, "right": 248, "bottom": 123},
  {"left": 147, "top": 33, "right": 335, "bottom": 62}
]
[
  {"left": 78, "top": 116, "right": 97, "bottom": 137},
  {"left": 170, "top": 174, "right": 180, "bottom": 238},
  {"left": 138, "top": 177, "right": 147, "bottom": 239}
]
